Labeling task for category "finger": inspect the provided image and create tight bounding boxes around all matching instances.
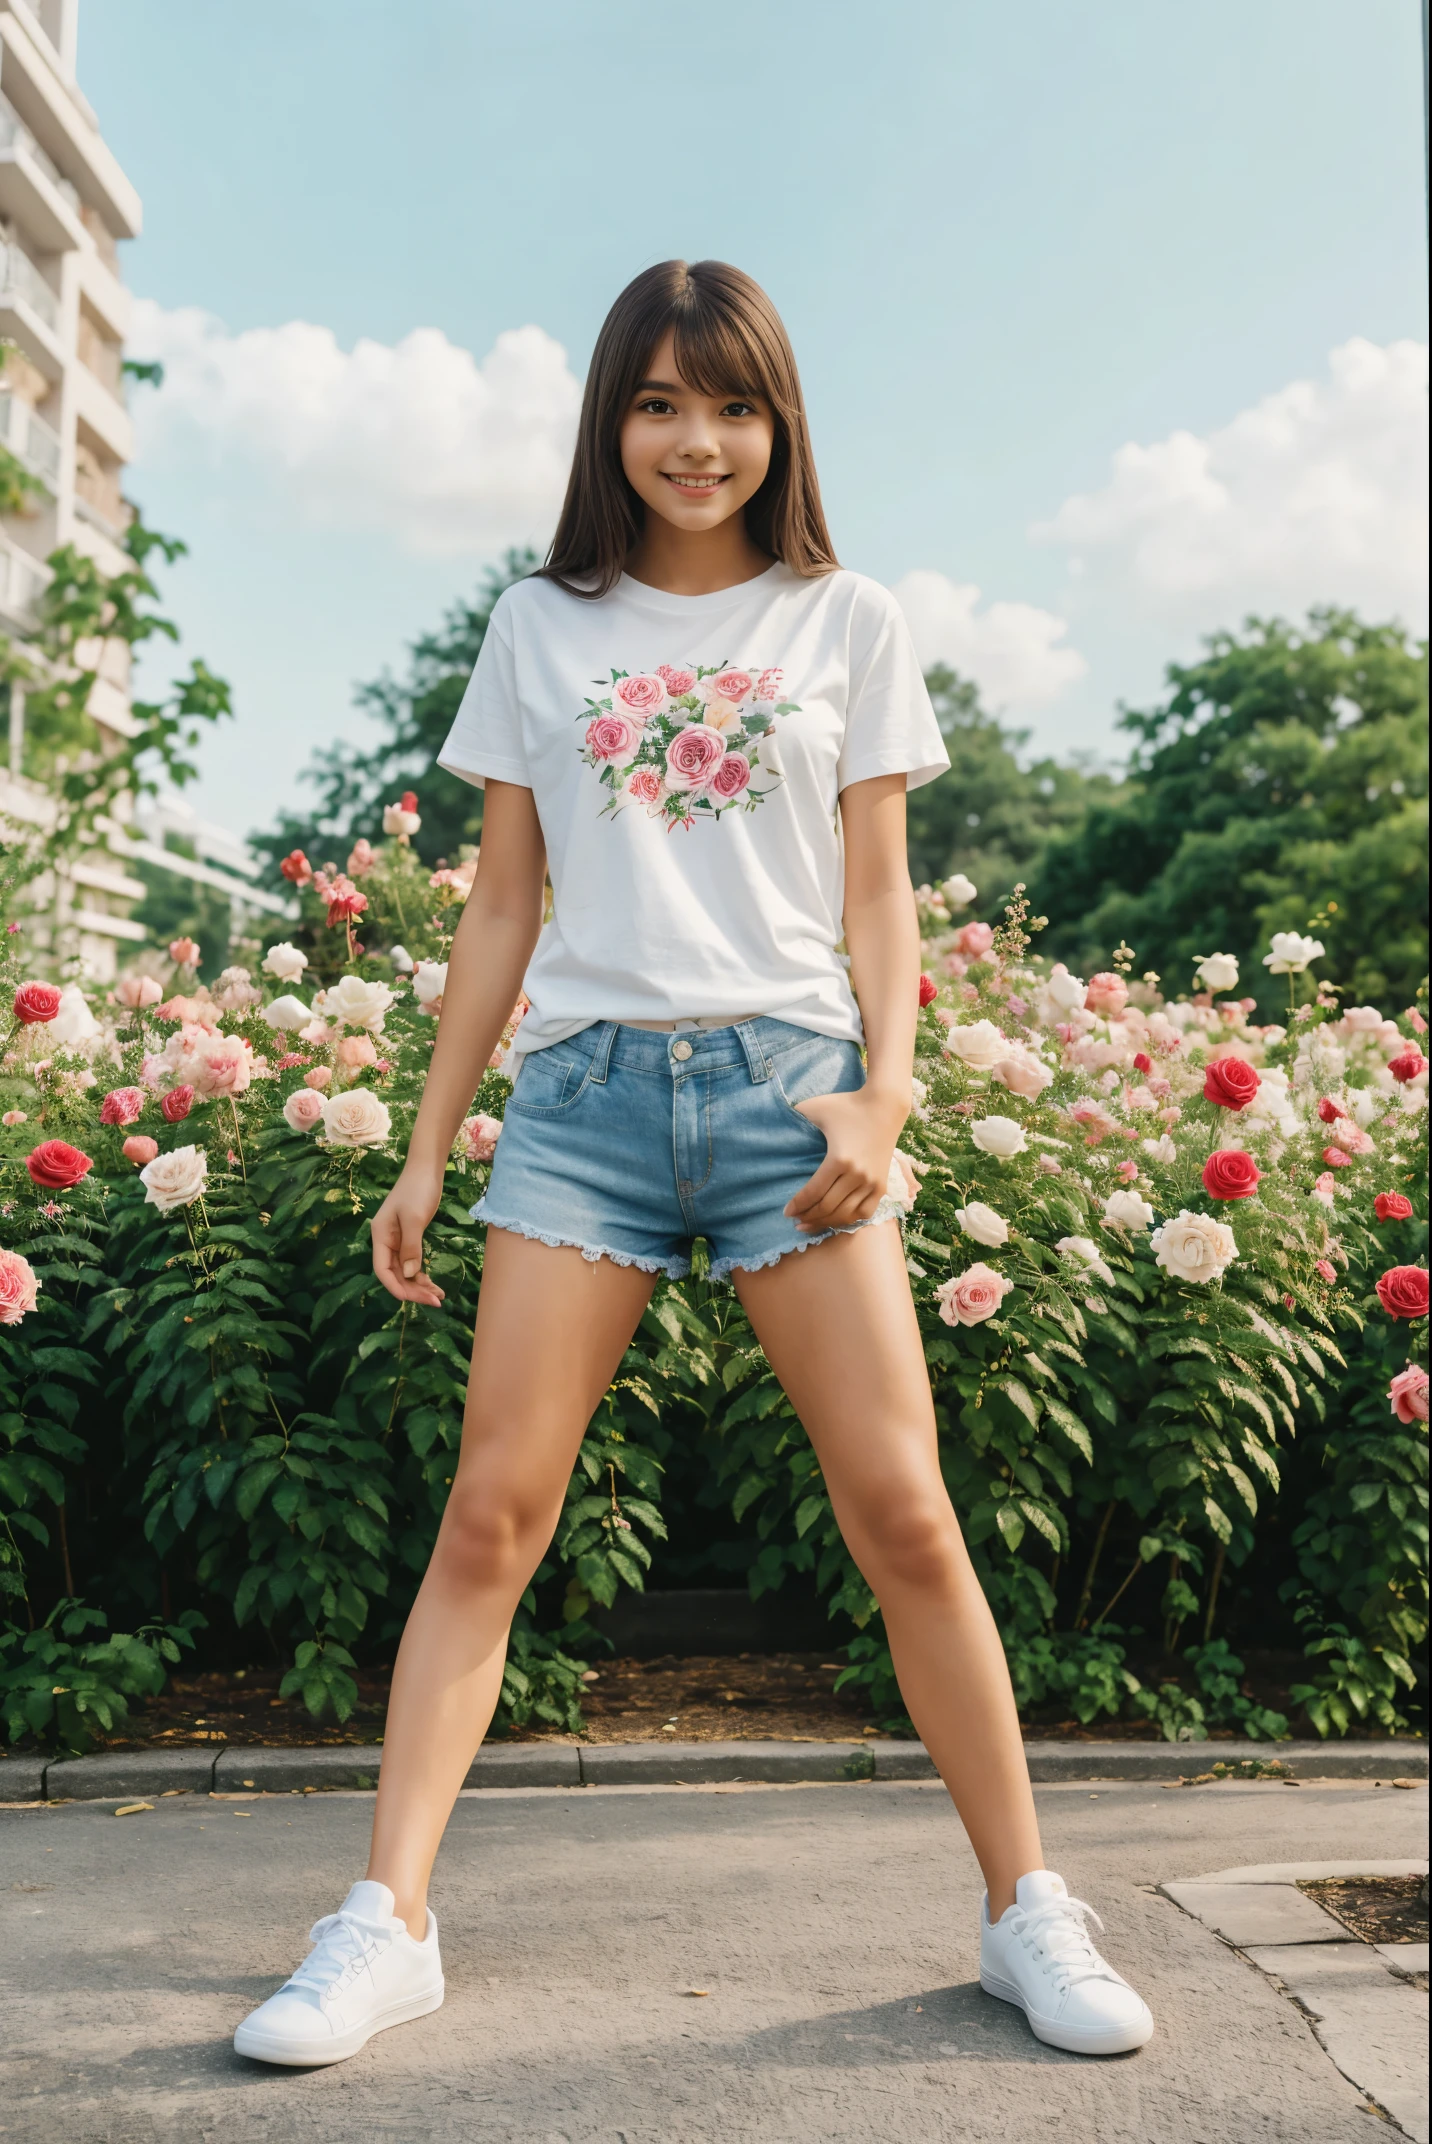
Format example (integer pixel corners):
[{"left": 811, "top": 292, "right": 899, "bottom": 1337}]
[
  {"left": 792, "top": 1168, "right": 864, "bottom": 1230},
  {"left": 798, "top": 1174, "right": 884, "bottom": 1231},
  {"left": 399, "top": 1219, "right": 427, "bottom": 1284},
  {"left": 372, "top": 1217, "right": 444, "bottom": 1305},
  {"left": 784, "top": 1157, "right": 840, "bottom": 1218}
]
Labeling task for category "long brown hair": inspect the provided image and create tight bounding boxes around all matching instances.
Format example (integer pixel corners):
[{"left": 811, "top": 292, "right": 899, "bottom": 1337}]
[{"left": 540, "top": 259, "right": 839, "bottom": 598}]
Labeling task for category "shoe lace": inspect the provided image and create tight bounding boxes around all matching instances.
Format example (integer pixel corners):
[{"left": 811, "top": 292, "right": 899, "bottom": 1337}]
[
  {"left": 1012, "top": 1895, "right": 1112, "bottom": 1996},
  {"left": 287, "top": 1908, "right": 391, "bottom": 2001}
]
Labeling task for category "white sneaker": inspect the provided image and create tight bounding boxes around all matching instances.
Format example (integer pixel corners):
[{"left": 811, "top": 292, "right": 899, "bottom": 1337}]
[
  {"left": 233, "top": 1880, "right": 444, "bottom": 2066},
  {"left": 980, "top": 1869, "right": 1153, "bottom": 2055}
]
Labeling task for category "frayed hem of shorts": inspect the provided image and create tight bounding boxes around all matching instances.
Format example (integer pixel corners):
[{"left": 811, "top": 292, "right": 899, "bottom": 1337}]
[
  {"left": 472, "top": 1201, "right": 691, "bottom": 1278},
  {"left": 709, "top": 1203, "right": 903, "bottom": 1283}
]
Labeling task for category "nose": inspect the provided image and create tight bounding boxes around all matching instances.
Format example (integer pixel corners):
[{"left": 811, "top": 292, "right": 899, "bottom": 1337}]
[{"left": 674, "top": 415, "right": 721, "bottom": 462}]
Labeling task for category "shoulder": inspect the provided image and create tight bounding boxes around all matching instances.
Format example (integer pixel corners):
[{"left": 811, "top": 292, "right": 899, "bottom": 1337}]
[
  {"left": 789, "top": 567, "right": 904, "bottom": 633},
  {"left": 487, "top": 572, "right": 600, "bottom": 637}
]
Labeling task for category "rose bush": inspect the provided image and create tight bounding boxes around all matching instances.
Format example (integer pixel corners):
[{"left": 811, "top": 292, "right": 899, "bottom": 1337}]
[{"left": 0, "top": 827, "right": 1425, "bottom": 1752}]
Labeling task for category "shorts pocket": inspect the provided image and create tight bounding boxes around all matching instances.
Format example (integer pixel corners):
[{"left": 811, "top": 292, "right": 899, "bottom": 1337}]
[
  {"left": 506, "top": 1038, "right": 598, "bottom": 1116},
  {"left": 769, "top": 1034, "right": 865, "bottom": 1124}
]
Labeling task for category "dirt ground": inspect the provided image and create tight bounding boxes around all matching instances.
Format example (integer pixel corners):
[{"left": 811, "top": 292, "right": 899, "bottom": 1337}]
[{"left": 60, "top": 1649, "right": 1340, "bottom": 1753}]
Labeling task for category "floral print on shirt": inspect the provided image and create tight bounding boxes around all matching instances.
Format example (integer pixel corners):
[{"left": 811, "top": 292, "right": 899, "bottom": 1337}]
[{"left": 577, "top": 663, "right": 800, "bottom": 829}]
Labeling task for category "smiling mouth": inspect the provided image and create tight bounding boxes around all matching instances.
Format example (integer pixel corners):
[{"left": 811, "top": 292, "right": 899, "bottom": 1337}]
[{"left": 661, "top": 473, "right": 730, "bottom": 493}]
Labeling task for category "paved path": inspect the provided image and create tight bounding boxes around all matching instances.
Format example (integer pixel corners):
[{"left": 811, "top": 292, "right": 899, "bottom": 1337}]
[{"left": 2, "top": 1777, "right": 1427, "bottom": 2144}]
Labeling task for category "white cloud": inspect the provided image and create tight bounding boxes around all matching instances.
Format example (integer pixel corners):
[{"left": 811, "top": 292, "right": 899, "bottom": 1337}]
[
  {"left": 127, "top": 299, "right": 582, "bottom": 557},
  {"left": 1034, "top": 337, "right": 1429, "bottom": 630},
  {"left": 890, "top": 570, "right": 1088, "bottom": 710}
]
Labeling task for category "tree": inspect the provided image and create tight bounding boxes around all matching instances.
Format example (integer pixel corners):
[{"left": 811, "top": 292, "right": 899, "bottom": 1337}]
[
  {"left": 251, "top": 550, "right": 537, "bottom": 870},
  {"left": 1028, "top": 609, "right": 1429, "bottom": 1011},
  {"left": 905, "top": 667, "right": 1123, "bottom": 913}
]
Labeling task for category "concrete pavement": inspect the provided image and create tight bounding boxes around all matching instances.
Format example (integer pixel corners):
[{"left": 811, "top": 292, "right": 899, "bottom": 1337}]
[{"left": 2, "top": 1776, "right": 1427, "bottom": 2144}]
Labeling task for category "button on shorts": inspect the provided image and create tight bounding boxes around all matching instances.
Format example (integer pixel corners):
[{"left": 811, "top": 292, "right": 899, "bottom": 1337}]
[{"left": 474, "top": 1016, "right": 901, "bottom": 1281}]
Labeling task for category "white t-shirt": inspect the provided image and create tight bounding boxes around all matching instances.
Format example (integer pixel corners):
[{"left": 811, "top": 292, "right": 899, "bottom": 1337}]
[{"left": 437, "top": 562, "right": 949, "bottom": 1055}]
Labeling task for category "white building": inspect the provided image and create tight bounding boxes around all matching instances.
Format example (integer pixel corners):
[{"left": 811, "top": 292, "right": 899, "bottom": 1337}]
[{"left": 0, "top": 0, "right": 285, "bottom": 977}]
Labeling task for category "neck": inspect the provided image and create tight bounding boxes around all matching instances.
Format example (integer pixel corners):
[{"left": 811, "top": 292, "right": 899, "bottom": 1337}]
[{"left": 624, "top": 514, "right": 773, "bottom": 597}]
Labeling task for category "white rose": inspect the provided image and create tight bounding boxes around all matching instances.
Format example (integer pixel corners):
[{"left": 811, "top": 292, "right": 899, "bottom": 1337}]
[
  {"left": 262, "top": 995, "right": 313, "bottom": 1032},
  {"left": 955, "top": 1201, "right": 1009, "bottom": 1248},
  {"left": 139, "top": 1144, "right": 208, "bottom": 1213},
  {"left": 992, "top": 1048, "right": 1055, "bottom": 1100},
  {"left": 1151, "top": 1209, "right": 1238, "bottom": 1283},
  {"left": 1102, "top": 1188, "right": 1155, "bottom": 1230},
  {"left": 318, "top": 974, "right": 395, "bottom": 1032},
  {"left": 1340, "top": 1005, "right": 1383, "bottom": 1033},
  {"left": 49, "top": 985, "right": 100, "bottom": 1048},
  {"left": 1140, "top": 1135, "right": 1178, "bottom": 1164},
  {"left": 389, "top": 944, "right": 415, "bottom": 974},
  {"left": 1043, "top": 964, "right": 1087, "bottom": 1014},
  {"left": 970, "top": 1115, "right": 1028, "bottom": 1159},
  {"left": 941, "top": 873, "right": 977, "bottom": 909},
  {"left": 262, "top": 943, "right": 309, "bottom": 984},
  {"left": 910, "top": 1076, "right": 930, "bottom": 1120},
  {"left": 320, "top": 1086, "right": 393, "bottom": 1148},
  {"left": 382, "top": 801, "right": 421, "bottom": 837},
  {"left": 1194, "top": 952, "right": 1240, "bottom": 992},
  {"left": 944, "top": 1020, "right": 1008, "bottom": 1070},
  {"left": 1263, "top": 931, "right": 1324, "bottom": 974},
  {"left": 412, "top": 960, "right": 448, "bottom": 1013},
  {"left": 885, "top": 1150, "right": 920, "bottom": 1214},
  {"left": 1056, "top": 1235, "right": 1114, "bottom": 1285}
]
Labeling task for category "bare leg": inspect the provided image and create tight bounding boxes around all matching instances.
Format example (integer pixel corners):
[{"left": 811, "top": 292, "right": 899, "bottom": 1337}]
[
  {"left": 366, "top": 1229, "right": 656, "bottom": 1933},
  {"left": 734, "top": 1221, "right": 1043, "bottom": 1918}
]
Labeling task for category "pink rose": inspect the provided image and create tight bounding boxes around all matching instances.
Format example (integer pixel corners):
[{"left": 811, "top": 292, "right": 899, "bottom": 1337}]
[
  {"left": 626, "top": 767, "right": 663, "bottom": 804},
  {"left": 1085, "top": 972, "right": 1129, "bottom": 1016},
  {"left": 0, "top": 1246, "right": 40, "bottom": 1326},
  {"left": 956, "top": 921, "right": 994, "bottom": 959},
  {"left": 304, "top": 1066, "right": 332, "bottom": 1090},
  {"left": 1389, "top": 1365, "right": 1430, "bottom": 1424},
  {"left": 115, "top": 974, "right": 163, "bottom": 1010},
  {"left": 934, "top": 1261, "right": 1014, "bottom": 1328},
  {"left": 336, "top": 1034, "right": 378, "bottom": 1067},
  {"left": 665, "top": 724, "right": 726, "bottom": 792},
  {"left": 586, "top": 710, "right": 644, "bottom": 765},
  {"left": 12, "top": 981, "right": 61, "bottom": 1025},
  {"left": 194, "top": 1036, "right": 253, "bottom": 1098},
  {"left": 708, "top": 752, "right": 752, "bottom": 802},
  {"left": 161, "top": 1085, "right": 195, "bottom": 1124},
  {"left": 754, "top": 667, "right": 784, "bottom": 702},
  {"left": 657, "top": 666, "right": 698, "bottom": 697},
  {"left": 1315, "top": 1259, "right": 1337, "bottom": 1282},
  {"left": 347, "top": 838, "right": 376, "bottom": 877},
  {"left": 991, "top": 1049, "right": 1053, "bottom": 1100},
  {"left": 99, "top": 1086, "right": 146, "bottom": 1127},
  {"left": 2, "top": 1109, "right": 26, "bottom": 1126},
  {"left": 122, "top": 1135, "right": 159, "bottom": 1166},
  {"left": 282, "top": 1087, "right": 326, "bottom": 1132},
  {"left": 462, "top": 1112, "right": 503, "bottom": 1162},
  {"left": 712, "top": 668, "right": 754, "bottom": 704},
  {"left": 169, "top": 938, "right": 201, "bottom": 968},
  {"left": 611, "top": 674, "right": 669, "bottom": 719}
]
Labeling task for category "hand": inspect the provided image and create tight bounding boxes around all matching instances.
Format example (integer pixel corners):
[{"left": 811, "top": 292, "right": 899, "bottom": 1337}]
[
  {"left": 783, "top": 1086, "right": 909, "bottom": 1235},
  {"left": 371, "top": 1164, "right": 447, "bottom": 1306}
]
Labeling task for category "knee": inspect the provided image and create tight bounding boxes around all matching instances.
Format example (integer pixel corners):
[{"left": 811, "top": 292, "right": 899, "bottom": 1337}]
[
  {"left": 853, "top": 1489, "right": 965, "bottom": 1598},
  {"left": 434, "top": 1485, "right": 550, "bottom": 1592}
]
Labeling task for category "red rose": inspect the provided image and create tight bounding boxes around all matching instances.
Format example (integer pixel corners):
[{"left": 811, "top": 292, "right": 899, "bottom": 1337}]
[
  {"left": 12, "top": 981, "right": 61, "bottom": 1026},
  {"left": 1202, "top": 1148, "right": 1262, "bottom": 1201},
  {"left": 25, "top": 1139, "right": 93, "bottom": 1190},
  {"left": 400, "top": 791, "right": 418, "bottom": 814},
  {"left": 918, "top": 973, "right": 939, "bottom": 1008},
  {"left": 1203, "top": 1057, "right": 1260, "bottom": 1110},
  {"left": 1376, "top": 1265, "right": 1429, "bottom": 1320},
  {"left": 161, "top": 1085, "right": 195, "bottom": 1124},
  {"left": 1133, "top": 1052, "right": 1153, "bottom": 1075},
  {"left": 1317, "top": 1097, "right": 1344, "bottom": 1124},
  {"left": 1322, "top": 1147, "right": 1353, "bottom": 1168},
  {"left": 1374, "top": 1192, "right": 1415, "bottom": 1222},
  {"left": 99, "top": 1086, "right": 146, "bottom": 1127},
  {"left": 279, "top": 849, "right": 313, "bottom": 885},
  {"left": 326, "top": 889, "right": 368, "bottom": 924},
  {"left": 1387, "top": 1050, "right": 1428, "bottom": 1085}
]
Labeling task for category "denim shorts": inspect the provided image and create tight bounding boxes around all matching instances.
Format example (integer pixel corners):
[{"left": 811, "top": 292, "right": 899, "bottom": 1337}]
[{"left": 474, "top": 1016, "right": 900, "bottom": 1281}]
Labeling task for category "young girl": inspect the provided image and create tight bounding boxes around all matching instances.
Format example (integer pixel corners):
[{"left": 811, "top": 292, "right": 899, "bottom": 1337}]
[{"left": 235, "top": 260, "right": 1153, "bottom": 2068}]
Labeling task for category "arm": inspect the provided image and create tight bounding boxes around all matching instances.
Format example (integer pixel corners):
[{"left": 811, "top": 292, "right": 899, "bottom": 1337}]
[
  {"left": 784, "top": 772, "right": 918, "bottom": 1233},
  {"left": 370, "top": 779, "right": 547, "bottom": 1305}
]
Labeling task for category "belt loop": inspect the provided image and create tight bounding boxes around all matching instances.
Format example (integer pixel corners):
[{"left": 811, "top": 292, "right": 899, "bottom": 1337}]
[
  {"left": 589, "top": 1021, "right": 618, "bottom": 1084},
  {"left": 735, "top": 1018, "right": 772, "bottom": 1085}
]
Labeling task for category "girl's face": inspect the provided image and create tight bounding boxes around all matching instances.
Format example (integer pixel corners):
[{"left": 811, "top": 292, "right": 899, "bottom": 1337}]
[{"left": 619, "top": 331, "right": 775, "bottom": 538}]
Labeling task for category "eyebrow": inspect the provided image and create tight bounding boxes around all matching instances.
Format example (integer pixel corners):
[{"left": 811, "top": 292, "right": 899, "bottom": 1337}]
[{"left": 634, "top": 379, "right": 761, "bottom": 399}]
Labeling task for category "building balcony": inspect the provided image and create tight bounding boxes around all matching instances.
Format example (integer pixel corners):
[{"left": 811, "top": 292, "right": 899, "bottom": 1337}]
[
  {"left": 0, "top": 233, "right": 62, "bottom": 376},
  {"left": 0, "top": 86, "right": 84, "bottom": 253},
  {"left": 0, "top": 383, "right": 59, "bottom": 486},
  {"left": 0, "top": 520, "right": 49, "bottom": 628}
]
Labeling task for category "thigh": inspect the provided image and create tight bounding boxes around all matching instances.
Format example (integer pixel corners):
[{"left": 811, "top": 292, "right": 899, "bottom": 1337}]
[
  {"left": 731, "top": 1220, "right": 943, "bottom": 1514},
  {"left": 446, "top": 1226, "right": 658, "bottom": 1517}
]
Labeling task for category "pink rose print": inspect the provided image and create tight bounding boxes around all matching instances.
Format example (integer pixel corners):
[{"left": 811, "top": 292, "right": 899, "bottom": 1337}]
[
  {"left": 626, "top": 767, "right": 663, "bottom": 803},
  {"left": 611, "top": 673, "right": 669, "bottom": 718},
  {"left": 754, "top": 667, "right": 784, "bottom": 702},
  {"left": 657, "top": 666, "right": 697, "bottom": 696},
  {"left": 585, "top": 710, "right": 643, "bottom": 765},
  {"left": 665, "top": 723, "right": 726, "bottom": 792},
  {"left": 711, "top": 669, "right": 754, "bottom": 704},
  {"left": 708, "top": 752, "right": 752, "bottom": 802}
]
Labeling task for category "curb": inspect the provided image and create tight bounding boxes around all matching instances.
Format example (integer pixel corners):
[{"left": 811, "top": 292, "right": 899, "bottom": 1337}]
[{"left": 5, "top": 1735, "right": 1426, "bottom": 1803}]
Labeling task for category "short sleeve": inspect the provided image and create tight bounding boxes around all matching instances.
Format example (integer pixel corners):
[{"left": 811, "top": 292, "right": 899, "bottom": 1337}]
[
  {"left": 435, "top": 605, "right": 530, "bottom": 790},
  {"left": 836, "top": 586, "right": 950, "bottom": 794}
]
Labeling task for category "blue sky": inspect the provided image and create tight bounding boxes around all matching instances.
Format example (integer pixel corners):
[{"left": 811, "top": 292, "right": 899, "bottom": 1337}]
[{"left": 80, "top": 0, "right": 1428, "bottom": 842}]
